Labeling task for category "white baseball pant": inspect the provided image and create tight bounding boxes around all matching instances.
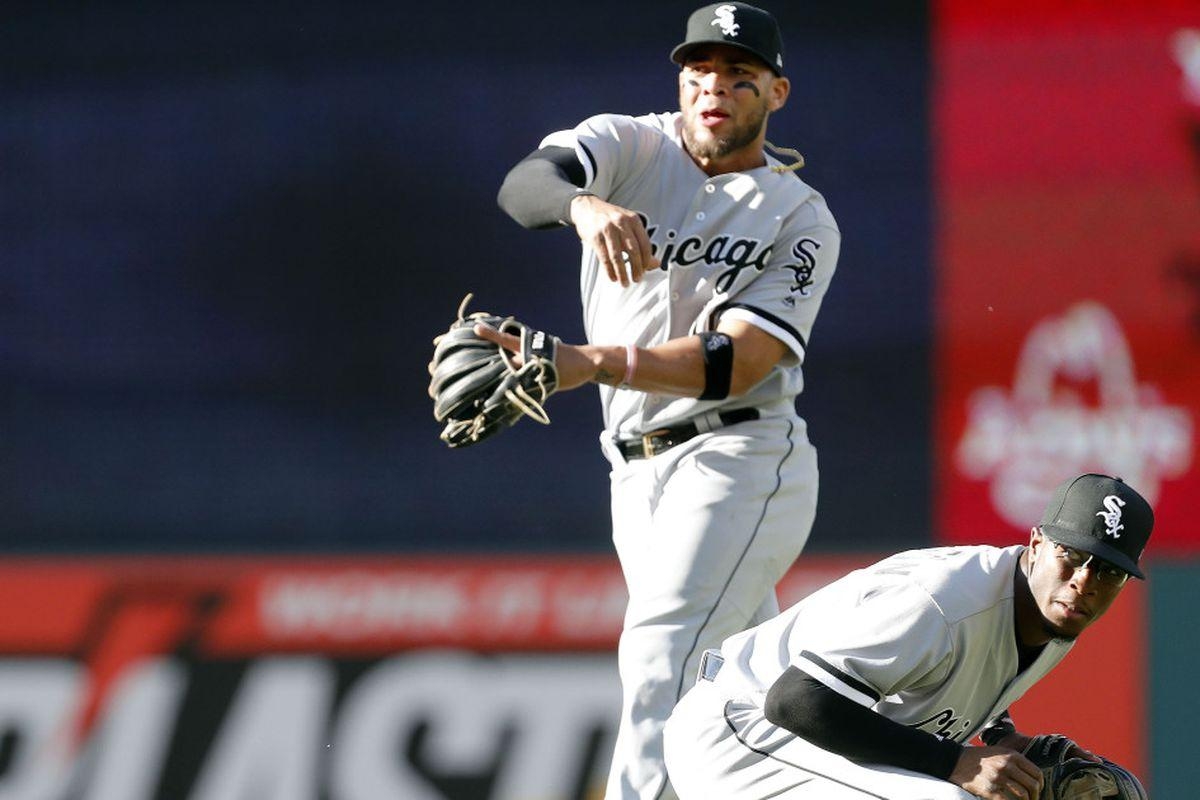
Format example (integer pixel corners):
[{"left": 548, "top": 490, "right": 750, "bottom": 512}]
[{"left": 602, "top": 410, "right": 819, "bottom": 800}]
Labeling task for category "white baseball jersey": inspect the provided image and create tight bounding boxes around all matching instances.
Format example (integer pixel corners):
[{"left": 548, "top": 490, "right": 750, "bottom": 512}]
[
  {"left": 540, "top": 111, "right": 841, "bottom": 437},
  {"left": 535, "top": 110, "right": 839, "bottom": 800},
  {"left": 717, "top": 545, "right": 1074, "bottom": 742}
]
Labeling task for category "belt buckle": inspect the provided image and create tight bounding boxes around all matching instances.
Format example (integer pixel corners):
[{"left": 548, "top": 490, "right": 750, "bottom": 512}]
[{"left": 641, "top": 428, "right": 671, "bottom": 459}]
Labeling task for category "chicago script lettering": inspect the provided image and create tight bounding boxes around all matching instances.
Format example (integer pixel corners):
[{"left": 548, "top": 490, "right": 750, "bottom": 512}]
[
  {"left": 912, "top": 708, "right": 972, "bottom": 741},
  {"left": 638, "top": 213, "right": 773, "bottom": 293},
  {"left": 637, "top": 214, "right": 820, "bottom": 296}
]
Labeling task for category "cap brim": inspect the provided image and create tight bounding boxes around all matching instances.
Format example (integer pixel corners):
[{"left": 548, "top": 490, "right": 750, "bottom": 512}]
[
  {"left": 669, "top": 41, "right": 781, "bottom": 75},
  {"left": 1042, "top": 526, "right": 1145, "bottom": 579}
]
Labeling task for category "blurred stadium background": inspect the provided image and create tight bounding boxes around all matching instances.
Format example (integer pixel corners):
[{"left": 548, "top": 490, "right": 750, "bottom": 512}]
[{"left": 1, "top": 0, "right": 1196, "bottom": 797}]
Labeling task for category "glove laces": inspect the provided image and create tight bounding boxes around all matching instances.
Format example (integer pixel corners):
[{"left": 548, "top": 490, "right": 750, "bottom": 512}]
[{"left": 498, "top": 317, "right": 555, "bottom": 425}]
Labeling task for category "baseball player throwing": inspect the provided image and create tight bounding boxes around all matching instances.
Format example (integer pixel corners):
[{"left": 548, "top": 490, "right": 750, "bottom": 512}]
[
  {"left": 490, "top": 3, "right": 840, "bottom": 798},
  {"left": 663, "top": 473, "right": 1155, "bottom": 799}
]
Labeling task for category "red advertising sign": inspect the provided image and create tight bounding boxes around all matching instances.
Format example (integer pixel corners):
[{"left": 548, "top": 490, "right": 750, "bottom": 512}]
[
  {"left": 934, "top": 1, "right": 1200, "bottom": 553},
  {"left": 0, "top": 555, "right": 868, "bottom": 658}
]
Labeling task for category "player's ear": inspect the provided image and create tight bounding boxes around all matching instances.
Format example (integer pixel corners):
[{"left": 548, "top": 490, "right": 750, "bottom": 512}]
[
  {"left": 768, "top": 75, "right": 790, "bottom": 112},
  {"left": 1028, "top": 526, "right": 1045, "bottom": 557}
]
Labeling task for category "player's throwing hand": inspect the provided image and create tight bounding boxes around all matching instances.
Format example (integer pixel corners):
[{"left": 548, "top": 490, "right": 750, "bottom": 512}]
[
  {"left": 949, "top": 746, "right": 1043, "bottom": 799},
  {"left": 568, "top": 193, "right": 660, "bottom": 286}
]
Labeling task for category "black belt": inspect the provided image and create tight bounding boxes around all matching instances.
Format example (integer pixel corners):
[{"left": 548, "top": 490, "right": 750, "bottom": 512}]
[{"left": 616, "top": 408, "right": 760, "bottom": 461}]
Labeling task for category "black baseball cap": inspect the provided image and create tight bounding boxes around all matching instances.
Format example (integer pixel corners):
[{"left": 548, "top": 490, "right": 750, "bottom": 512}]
[
  {"left": 1038, "top": 474, "right": 1154, "bottom": 579},
  {"left": 670, "top": 3, "right": 785, "bottom": 76}
]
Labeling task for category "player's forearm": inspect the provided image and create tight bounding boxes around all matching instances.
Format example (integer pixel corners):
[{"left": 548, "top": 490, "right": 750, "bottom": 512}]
[
  {"left": 572, "top": 338, "right": 706, "bottom": 396},
  {"left": 568, "top": 327, "right": 780, "bottom": 398},
  {"left": 764, "top": 667, "right": 964, "bottom": 780}
]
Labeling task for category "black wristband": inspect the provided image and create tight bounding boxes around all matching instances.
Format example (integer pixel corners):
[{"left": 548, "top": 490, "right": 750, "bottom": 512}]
[
  {"left": 979, "top": 712, "right": 1016, "bottom": 746},
  {"left": 698, "top": 331, "right": 734, "bottom": 400}
]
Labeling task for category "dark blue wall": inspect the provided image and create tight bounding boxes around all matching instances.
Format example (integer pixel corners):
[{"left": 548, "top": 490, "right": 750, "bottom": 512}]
[{"left": 1, "top": 1, "right": 931, "bottom": 553}]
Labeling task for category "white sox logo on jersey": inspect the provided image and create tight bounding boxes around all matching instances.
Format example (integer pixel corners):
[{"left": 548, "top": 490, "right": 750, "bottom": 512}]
[
  {"left": 1097, "top": 495, "right": 1127, "bottom": 538},
  {"left": 785, "top": 238, "right": 820, "bottom": 296},
  {"left": 711, "top": 5, "right": 740, "bottom": 37}
]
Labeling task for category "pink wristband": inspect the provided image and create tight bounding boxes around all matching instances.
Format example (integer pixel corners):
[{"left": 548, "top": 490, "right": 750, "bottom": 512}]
[{"left": 619, "top": 344, "right": 638, "bottom": 389}]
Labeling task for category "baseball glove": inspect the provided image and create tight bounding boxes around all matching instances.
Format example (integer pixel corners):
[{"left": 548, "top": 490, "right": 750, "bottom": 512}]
[
  {"left": 1023, "top": 735, "right": 1149, "bottom": 799},
  {"left": 427, "top": 294, "right": 559, "bottom": 448}
]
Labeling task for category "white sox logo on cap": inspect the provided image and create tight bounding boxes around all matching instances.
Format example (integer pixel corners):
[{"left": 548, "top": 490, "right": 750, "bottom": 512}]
[
  {"left": 1035, "top": 473, "right": 1153, "bottom": 579},
  {"left": 711, "top": 5, "right": 740, "bottom": 37},
  {"left": 1096, "top": 495, "right": 1126, "bottom": 538},
  {"left": 672, "top": 3, "right": 785, "bottom": 75}
]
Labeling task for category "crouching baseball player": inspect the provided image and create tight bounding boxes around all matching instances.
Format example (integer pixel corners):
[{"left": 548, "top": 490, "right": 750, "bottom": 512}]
[{"left": 663, "top": 473, "right": 1153, "bottom": 799}]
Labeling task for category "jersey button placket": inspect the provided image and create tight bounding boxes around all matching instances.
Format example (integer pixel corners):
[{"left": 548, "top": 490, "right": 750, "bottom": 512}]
[
  {"left": 697, "top": 178, "right": 721, "bottom": 219},
  {"left": 670, "top": 179, "right": 719, "bottom": 346}
]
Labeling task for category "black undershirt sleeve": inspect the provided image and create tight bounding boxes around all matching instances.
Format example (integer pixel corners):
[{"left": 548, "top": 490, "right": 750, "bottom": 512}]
[
  {"left": 763, "top": 666, "right": 964, "bottom": 781},
  {"left": 496, "top": 146, "right": 591, "bottom": 230}
]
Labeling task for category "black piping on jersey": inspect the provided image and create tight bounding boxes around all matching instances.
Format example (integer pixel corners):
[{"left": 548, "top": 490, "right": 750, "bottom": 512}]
[
  {"left": 721, "top": 700, "right": 890, "bottom": 800},
  {"left": 578, "top": 140, "right": 598, "bottom": 184},
  {"left": 714, "top": 301, "right": 807, "bottom": 354},
  {"left": 651, "top": 417, "right": 798, "bottom": 800},
  {"left": 799, "top": 650, "right": 883, "bottom": 704}
]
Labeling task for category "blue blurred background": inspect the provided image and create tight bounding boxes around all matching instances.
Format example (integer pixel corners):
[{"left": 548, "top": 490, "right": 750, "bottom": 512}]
[{"left": 1, "top": 0, "right": 933, "bottom": 554}]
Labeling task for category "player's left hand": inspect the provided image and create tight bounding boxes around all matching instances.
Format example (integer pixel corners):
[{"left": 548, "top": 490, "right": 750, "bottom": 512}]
[
  {"left": 427, "top": 295, "right": 560, "bottom": 448},
  {"left": 473, "top": 323, "right": 598, "bottom": 392}
]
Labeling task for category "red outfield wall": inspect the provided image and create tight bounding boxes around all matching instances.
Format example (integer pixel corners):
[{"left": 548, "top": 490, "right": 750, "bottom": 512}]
[{"left": 0, "top": 555, "right": 872, "bottom": 800}]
